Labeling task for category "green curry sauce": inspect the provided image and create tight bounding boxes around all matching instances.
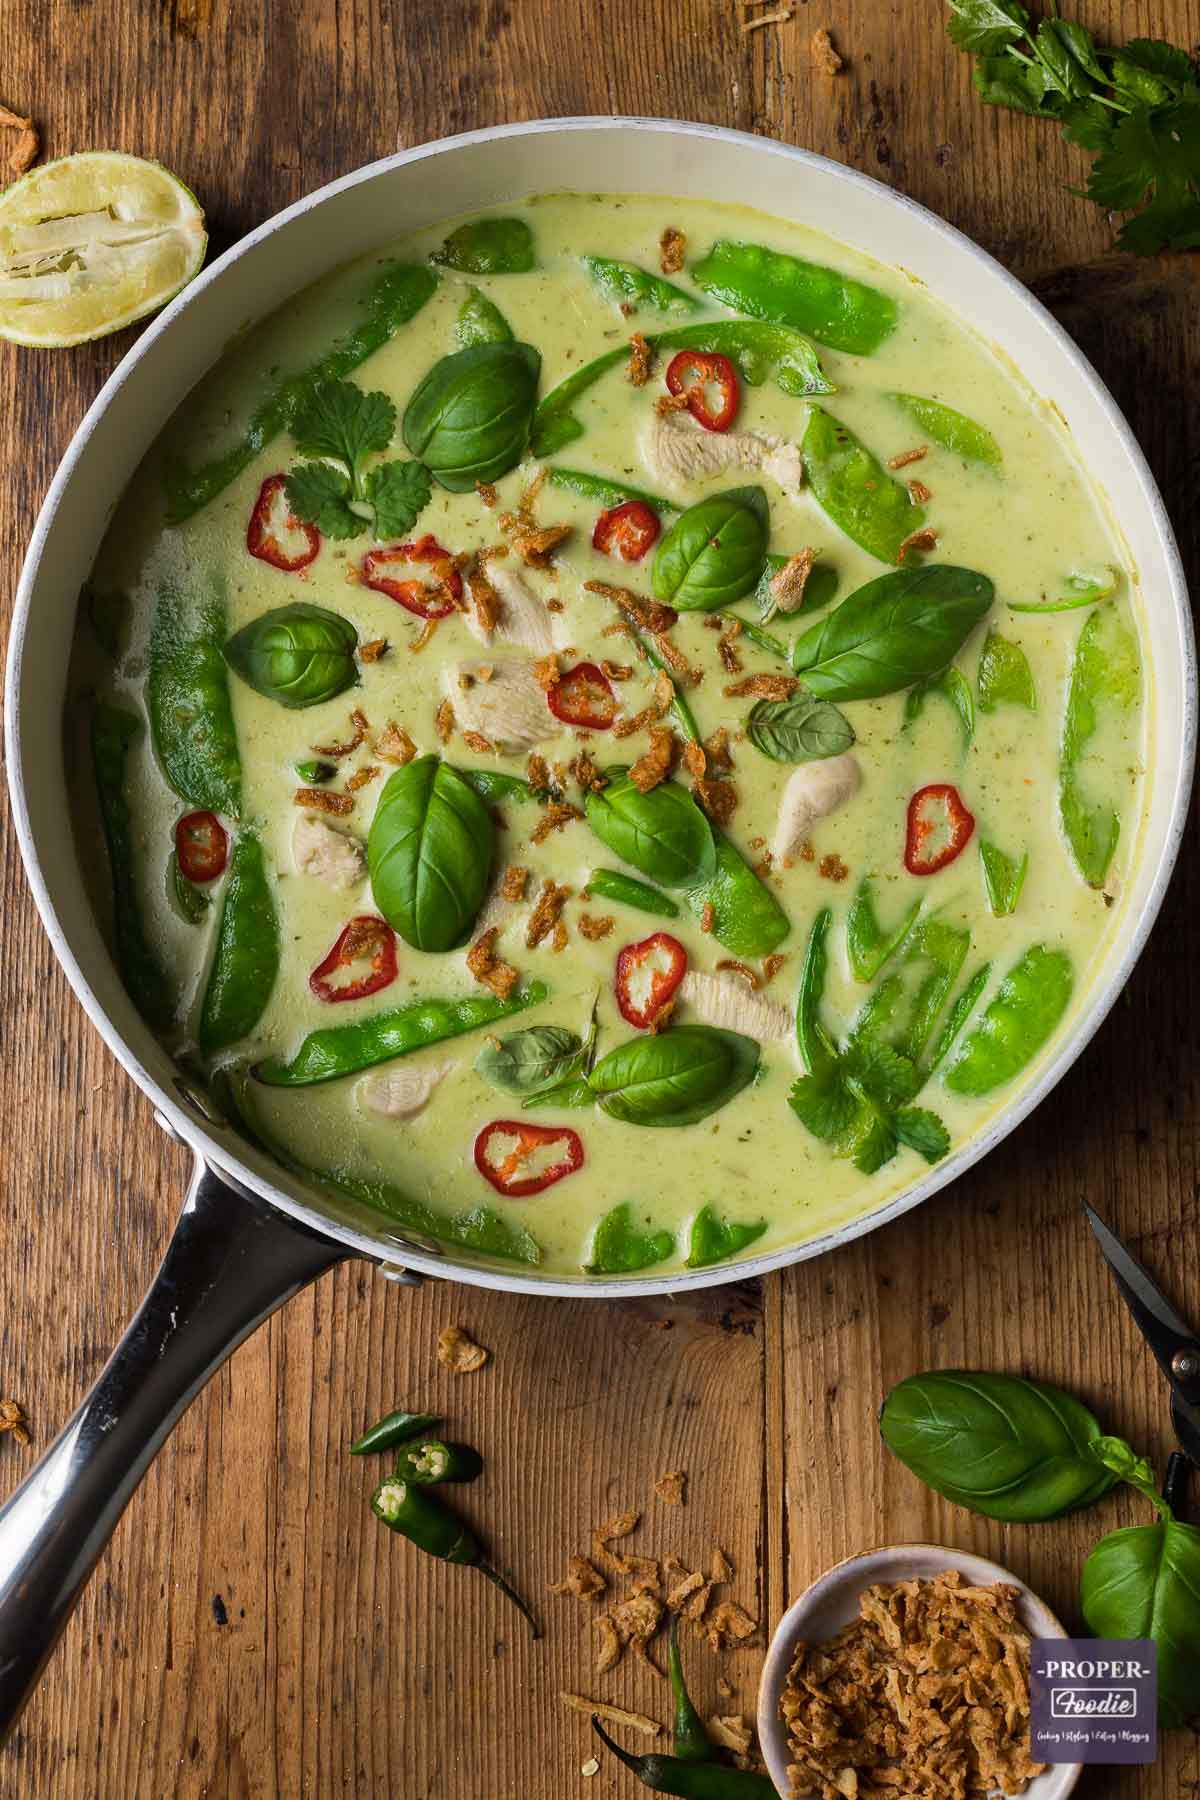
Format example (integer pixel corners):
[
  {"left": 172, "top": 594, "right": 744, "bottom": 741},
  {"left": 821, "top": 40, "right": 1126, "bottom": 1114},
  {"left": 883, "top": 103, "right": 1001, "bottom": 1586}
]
[{"left": 71, "top": 191, "right": 1148, "bottom": 1277}]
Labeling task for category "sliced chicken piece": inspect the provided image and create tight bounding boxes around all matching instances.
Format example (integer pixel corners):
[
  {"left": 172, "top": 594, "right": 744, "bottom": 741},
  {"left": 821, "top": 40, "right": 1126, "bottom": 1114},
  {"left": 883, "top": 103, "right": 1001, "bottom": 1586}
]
[
  {"left": 643, "top": 410, "right": 804, "bottom": 495},
  {"left": 356, "top": 1062, "right": 452, "bottom": 1119},
  {"left": 465, "top": 560, "right": 558, "bottom": 657},
  {"left": 679, "top": 971, "right": 792, "bottom": 1041},
  {"left": 291, "top": 812, "right": 365, "bottom": 890},
  {"left": 772, "top": 753, "right": 862, "bottom": 863},
  {"left": 446, "top": 657, "right": 557, "bottom": 752}
]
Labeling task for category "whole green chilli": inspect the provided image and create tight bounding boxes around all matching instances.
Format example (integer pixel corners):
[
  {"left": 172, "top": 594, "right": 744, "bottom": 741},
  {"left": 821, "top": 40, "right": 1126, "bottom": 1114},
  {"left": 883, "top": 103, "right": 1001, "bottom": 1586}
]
[
  {"left": 371, "top": 1477, "right": 539, "bottom": 1636},
  {"left": 147, "top": 579, "right": 242, "bottom": 814},
  {"left": 395, "top": 1439, "right": 484, "bottom": 1485},
  {"left": 592, "top": 1717, "right": 775, "bottom": 1796},
  {"left": 368, "top": 756, "right": 494, "bottom": 952},
  {"left": 90, "top": 703, "right": 173, "bottom": 1029},
  {"left": 668, "top": 1615, "right": 711, "bottom": 1762},
  {"left": 255, "top": 981, "right": 548, "bottom": 1086},
  {"left": 689, "top": 237, "right": 898, "bottom": 354},
  {"left": 197, "top": 831, "right": 279, "bottom": 1056},
  {"left": 164, "top": 261, "right": 437, "bottom": 521},
  {"left": 586, "top": 1202, "right": 675, "bottom": 1275},
  {"left": 224, "top": 603, "right": 359, "bottom": 710},
  {"left": 802, "top": 408, "right": 923, "bottom": 564},
  {"left": 652, "top": 486, "right": 769, "bottom": 610},
  {"left": 589, "top": 1027, "right": 759, "bottom": 1128},
  {"left": 350, "top": 1410, "right": 440, "bottom": 1456},
  {"left": 880, "top": 1370, "right": 1118, "bottom": 1521},
  {"left": 432, "top": 217, "right": 535, "bottom": 274},
  {"left": 943, "top": 944, "right": 1073, "bottom": 1096},
  {"left": 402, "top": 340, "right": 541, "bottom": 491}
]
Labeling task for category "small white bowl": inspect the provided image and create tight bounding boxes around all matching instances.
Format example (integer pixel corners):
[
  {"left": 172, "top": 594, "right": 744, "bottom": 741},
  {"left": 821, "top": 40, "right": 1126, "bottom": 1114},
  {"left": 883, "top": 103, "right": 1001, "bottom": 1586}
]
[{"left": 757, "top": 1544, "right": 1082, "bottom": 1800}]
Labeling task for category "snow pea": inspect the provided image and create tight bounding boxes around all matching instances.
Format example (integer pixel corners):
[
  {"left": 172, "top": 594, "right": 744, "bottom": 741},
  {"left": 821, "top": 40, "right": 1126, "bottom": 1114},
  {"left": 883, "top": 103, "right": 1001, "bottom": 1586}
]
[
  {"left": 795, "top": 907, "right": 839, "bottom": 1074},
  {"left": 218, "top": 1067, "right": 542, "bottom": 1267},
  {"left": 432, "top": 217, "right": 535, "bottom": 274},
  {"left": 546, "top": 465, "right": 679, "bottom": 517},
  {"left": 1059, "top": 606, "right": 1140, "bottom": 887},
  {"left": 197, "top": 830, "right": 279, "bottom": 1056},
  {"left": 531, "top": 318, "right": 833, "bottom": 456},
  {"left": 889, "top": 392, "right": 1002, "bottom": 465},
  {"left": 888, "top": 918, "right": 969, "bottom": 1065},
  {"left": 585, "top": 1202, "right": 675, "bottom": 1274},
  {"left": 581, "top": 254, "right": 700, "bottom": 315},
  {"left": 979, "top": 840, "right": 1028, "bottom": 916},
  {"left": 1009, "top": 567, "right": 1118, "bottom": 614},
  {"left": 254, "top": 981, "right": 549, "bottom": 1085},
  {"left": 585, "top": 869, "right": 679, "bottom": 919},
  {"left": 689, "top": 237, "right": 897, "bottom": 354},
  {"left": 977, "top": 630, "right": 1036, "bottom": 713},
  {"left": 168, "top": 853, "right": 210, "bottom": 925},
  {"left": 685, "top": 1204, "right": 768, "bottom": 1269},
  {"left": 802, "top": 408, "right": 923, "bottom": 565},
  {"left": 944, "top": 944, "right": 1074, "bottom": 1095},
  {"left": 454, "top": 286, "right": 513, "bottom": 347},
  {"left": 680, "top": 829, "right": 790, "bottom": 957},
  {"left": 90, "top": 703, "right": 173, "bottom": 1029},
  {"left": 164, "top": 261, "right": 438, "bottom": 522},
  {"left": 905, "top": 666, "right": 974, "bottom": 750},
  {"left": 924, "top": 964, "right": 990, "bottom": 1076},
  {"left": 147, "top": 579, "right": 242, "bottom": 815},
  {"left": 653, "top": 486, "right": 769, "bottom": 611},
  {"left": 846, "top": 876, "right": 921, "bottom": 982}
]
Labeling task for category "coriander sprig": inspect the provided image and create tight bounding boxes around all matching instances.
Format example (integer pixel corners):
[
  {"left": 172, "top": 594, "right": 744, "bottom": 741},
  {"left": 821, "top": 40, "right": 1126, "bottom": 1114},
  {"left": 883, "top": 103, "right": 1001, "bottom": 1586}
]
[
  {"left": 284, "top": 378, "right": 432, "bottom": 541},
  {"left": 947, "top": 2, "right": 1200, "bottom": 253}
]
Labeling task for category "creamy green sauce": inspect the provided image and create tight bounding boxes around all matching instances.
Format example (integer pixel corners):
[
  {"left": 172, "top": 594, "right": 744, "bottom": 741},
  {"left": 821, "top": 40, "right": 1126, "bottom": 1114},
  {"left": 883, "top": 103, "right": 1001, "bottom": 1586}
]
[{"left": 71, "top": 191, "right": 1148, "bottom": 1277}]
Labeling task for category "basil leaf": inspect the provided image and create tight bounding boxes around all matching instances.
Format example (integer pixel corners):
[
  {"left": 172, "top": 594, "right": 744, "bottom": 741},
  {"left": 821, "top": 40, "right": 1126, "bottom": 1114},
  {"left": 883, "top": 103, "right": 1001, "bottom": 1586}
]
[
  {"left": 368, "top": 755, "right": 494, "bottom": 952},
  {"left": 1009, "top": 565, "right": 1118, "bottom": 614},
  {"left": 977, "top": 629, "right": 1036, "bottom": 712},
  {"left": 454, "top": 287, "right": 514, "bottom": 347},
  {"left": 475, "top": 1025, "right": 584, "bottom": 1096},
  {"left": 1059, "top": 606, "right": 1140, "bottom": 887},
  {"left": 586, "top": 1203, "right": 676, "bottom": 1274},
  {"left": 802, "top": 407, "right": 921, "bottom": 565},
  {"left": 790, "top": 564, "right": 995, "bottom": 701},
  {"left": 291, "top": 379, "right": 395, "bottom": 470},
  {"left": 284, "top": 461, "right": 362, "bottom": 538},
  {"left": 943, "top": 943, "right": 1073, "bottom": 1095},
  {"left": 685, "top": 1204, "right": 768, "bottom": 1268},
  {"left": 747, "top": 694, "right": 854, "bottom": 763},
  {"left": 680, "top": 829, "right": 789, "bottom": 957},
  {"left": 889, "top": 392, "right": 1002, "bottom": 465},
  {"left": 652, "top": 486, "right": 769, "bottom": 611},
  {"left": 585, "top": 772, "right": 717, "bottom": 890},
  {"left": 1082, "top": 1517, "right": 1200, "bottom": 1726},
  {"left": 589, "top": 1025, "right": 759, "bottom": 1128},
  {"left": 581, "top": 254, "right": 700, "bottom": 315},
  {"left": 224, "top": 602, "right": 359, "bottom": 709},
  {"left": 432, "top": 217, "right": 536, "bottom": 274},
  {"left": 365, "top": 459, "right": 433, "bottom": 540},
  {"left": 905, "top": 666, "right": 975, "bottom": 749},
  {"left": 979, "top": 840, "right": 1029, "bottom": 916},
  {"left": 521, "top": 1075, "right": 595, "bottom": 1111},
  {"left": 402, "top": 341, "right": 541, "bottom": 492},
  {"left": 880, "top": 1370, "right": 1118, "bottom": 1521}
]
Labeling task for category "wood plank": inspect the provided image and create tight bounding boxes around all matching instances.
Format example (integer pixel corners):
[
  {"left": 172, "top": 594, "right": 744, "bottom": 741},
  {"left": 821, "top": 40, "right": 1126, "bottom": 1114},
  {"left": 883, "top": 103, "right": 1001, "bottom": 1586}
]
[{"left": 0, "top": 2, "right": 1196, "bottom": 1795}]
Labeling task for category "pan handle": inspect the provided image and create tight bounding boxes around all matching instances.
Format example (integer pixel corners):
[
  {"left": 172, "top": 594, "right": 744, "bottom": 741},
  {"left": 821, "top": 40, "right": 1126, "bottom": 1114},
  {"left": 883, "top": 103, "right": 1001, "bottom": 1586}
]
[{"left": 0, "top": 1153, "right": 353, "bottom": 1744}]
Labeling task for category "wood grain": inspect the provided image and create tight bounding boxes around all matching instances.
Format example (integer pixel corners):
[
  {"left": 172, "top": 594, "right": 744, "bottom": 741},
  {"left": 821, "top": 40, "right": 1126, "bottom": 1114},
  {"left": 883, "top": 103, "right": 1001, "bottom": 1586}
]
[{"left": 0, "top": 1, "right": 1198, "bottom": 1794}]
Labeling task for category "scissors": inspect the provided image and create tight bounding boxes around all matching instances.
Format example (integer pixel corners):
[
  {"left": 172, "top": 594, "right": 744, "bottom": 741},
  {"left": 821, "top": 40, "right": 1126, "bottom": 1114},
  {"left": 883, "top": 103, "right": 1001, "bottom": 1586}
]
[{"left": 1085, "top": 1203, "right": 1200, "bottom": 1517}]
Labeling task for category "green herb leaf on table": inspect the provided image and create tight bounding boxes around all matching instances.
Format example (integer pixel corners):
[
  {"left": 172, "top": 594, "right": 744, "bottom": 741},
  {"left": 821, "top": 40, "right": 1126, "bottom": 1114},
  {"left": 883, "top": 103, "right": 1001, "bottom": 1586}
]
[{"left": 880, "top": 1368, "right": 1118, "bottom": 1520}]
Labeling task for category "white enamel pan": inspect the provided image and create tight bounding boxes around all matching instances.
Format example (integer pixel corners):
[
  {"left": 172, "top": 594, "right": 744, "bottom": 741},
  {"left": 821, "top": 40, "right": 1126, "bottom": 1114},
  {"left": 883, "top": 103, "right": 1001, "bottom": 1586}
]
[{"left": 1, "top": 119, "right": 1193, "bottom": 1742}]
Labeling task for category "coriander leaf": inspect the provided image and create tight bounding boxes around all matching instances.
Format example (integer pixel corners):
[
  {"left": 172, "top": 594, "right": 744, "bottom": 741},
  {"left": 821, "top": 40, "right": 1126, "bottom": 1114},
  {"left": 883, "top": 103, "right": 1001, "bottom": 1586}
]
[
  {"left": 894, "top": 1106, "right": 952, "bottom": 1163},
  {"left": 1115, "top": 38, "right": 1194, "bottom": 93},
  {"left": 1034, "top": 19, "right": 1102, "bottom": 99},
  {"left": 850, "top": 1106, "right": 899, "bottom": 1175},
  {"left": 974, "top": 52, "right": 1055, "bottom": 113},
  {"left": 1048, "top": 19, "right": 1106, "bottom": 85},
  {"left": 788, "top": 1066, "right": 858, "bottom": 1141},
  {"left": 1060, "top": 99, "right": 1116, "bottom": 152},
  {"left": 1120, "top": 195, "right": 1200, "bottom": 254},
  {"left": 947, "top": 0, "right": 1029, "bottom": 56},
  {"left": 1088, "top": 107, "right": 1164, "bottom": 209},
  {"left": 366, "top": 459, "right": 433, "bottom": 540},
  {"left": 284, "top": 462, "right": 363, "bottom": 539},
  {"left": 846, "top": 1038, "right": 921, "bottom": 1110},
  {"left": 291, "top": 379, "right": 396, "bottom": 474}
]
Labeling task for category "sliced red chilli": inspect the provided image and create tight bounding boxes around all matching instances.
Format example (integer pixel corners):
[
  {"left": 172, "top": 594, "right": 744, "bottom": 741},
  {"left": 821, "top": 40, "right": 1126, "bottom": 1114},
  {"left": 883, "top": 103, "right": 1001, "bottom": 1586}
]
[
  {"left": 664, "top": 349, "right": 740, "bottom": 433},
  {"left": 361, "top": 534, "right": 462, "bottom": 619},
  {"left": 174, "top": 810, "right": 229, "bottom": 883},
  {"left": 473, "top": 1120, "right": 585, "bottom": 1197},
  {"left": 547, "top": 661, "right": 619, "bottom": 730},
  {"left": 592, "top": 499, "right": 661, "bottom": 563},
  {"left": 904, "top": 783, "right": 975, "bottom": 876},
  {"left": 247, "top": 474, "right": 321, "bottom": 571},
  {"left": 309, "top": 915, "right": 398, "bottom": 1003},
  {"left": 615, "top": 931, "right": 688, "bottom": 1030}
]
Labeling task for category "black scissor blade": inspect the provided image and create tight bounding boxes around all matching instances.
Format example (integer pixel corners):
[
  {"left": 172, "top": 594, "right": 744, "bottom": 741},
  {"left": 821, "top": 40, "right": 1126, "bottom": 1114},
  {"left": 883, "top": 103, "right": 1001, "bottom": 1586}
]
[
  {"left": 1172, "top": 1394, "right": 1200, "bottom": 1468},
  {"left": 1085, "top": 1203, "right": 1195, "bottom": 1349}
]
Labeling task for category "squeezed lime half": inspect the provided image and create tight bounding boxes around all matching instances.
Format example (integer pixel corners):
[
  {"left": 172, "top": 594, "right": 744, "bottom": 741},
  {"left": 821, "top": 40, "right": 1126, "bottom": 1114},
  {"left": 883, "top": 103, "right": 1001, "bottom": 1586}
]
[{"left": 0, "top": 150, "right": 207, "bottom": 347}]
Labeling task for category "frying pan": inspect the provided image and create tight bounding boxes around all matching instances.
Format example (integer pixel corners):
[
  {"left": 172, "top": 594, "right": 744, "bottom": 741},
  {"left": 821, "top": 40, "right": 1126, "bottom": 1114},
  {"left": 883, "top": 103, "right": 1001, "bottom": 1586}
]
[{"left": 1, "top": 118, "right": 1193, "bottom": 1743}]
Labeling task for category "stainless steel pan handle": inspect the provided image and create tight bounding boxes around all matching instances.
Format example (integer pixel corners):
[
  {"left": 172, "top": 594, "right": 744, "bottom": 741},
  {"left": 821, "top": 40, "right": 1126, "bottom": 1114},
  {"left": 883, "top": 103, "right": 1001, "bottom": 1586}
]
[{"left": 0, "top": 1153, "right": 353, "bottom": 1744}]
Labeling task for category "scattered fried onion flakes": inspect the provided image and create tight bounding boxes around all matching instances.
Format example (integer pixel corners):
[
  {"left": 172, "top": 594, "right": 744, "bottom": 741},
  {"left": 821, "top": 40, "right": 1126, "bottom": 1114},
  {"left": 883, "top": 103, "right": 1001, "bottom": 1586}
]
[
  {"left": 436, "top": 1325, "right": 489, "bottom": 1374},
  {"left": 780, "top": 1571, "right": 1047, "bottom": 1800}
]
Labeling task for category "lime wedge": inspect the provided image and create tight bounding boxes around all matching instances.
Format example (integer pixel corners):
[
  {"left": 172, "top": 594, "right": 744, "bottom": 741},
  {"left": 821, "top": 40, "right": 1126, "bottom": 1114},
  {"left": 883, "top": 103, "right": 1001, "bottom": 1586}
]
[{"left": 0, "top": 151, "right": 207, "bottom": 347}]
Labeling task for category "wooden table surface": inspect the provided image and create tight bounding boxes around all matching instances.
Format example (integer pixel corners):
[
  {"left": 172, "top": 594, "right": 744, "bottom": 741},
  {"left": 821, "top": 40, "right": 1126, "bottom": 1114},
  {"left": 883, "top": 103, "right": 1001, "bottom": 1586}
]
[{"left": 1, "top": 2, "right": 1198, "bottom": 1794}]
